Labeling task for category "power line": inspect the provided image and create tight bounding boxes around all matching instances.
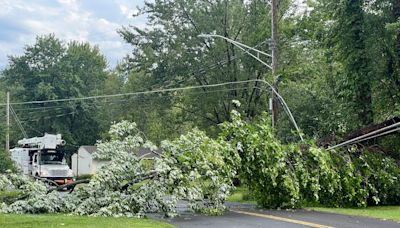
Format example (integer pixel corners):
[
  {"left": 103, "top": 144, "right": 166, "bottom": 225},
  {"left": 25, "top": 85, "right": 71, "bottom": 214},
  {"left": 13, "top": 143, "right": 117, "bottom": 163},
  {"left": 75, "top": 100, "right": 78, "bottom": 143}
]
[
  {"left": 14, "top": 86, "right": 262, "bottom": 122},
  {"left": 327, "top": 122, "right": 400, "bottom": 150},
  {"left": 13, "top": 105, "right": 67, "bottom": 111},
  {"left": 10, "top": 105, "right": 28, "bottom": 138},
  {"left": 21, "top": 122, "right": 43, "bottom": 135},
  {"left": 2, "top": 79, "right": 302, "bottom": 141},
  {"left": 1, "top": 80, "right": 265, "bottom": 106},
  {"left": 184, "top": 39, "right": 270, "bottom": 82},
  {"left": 17, "top": 86, "right": 261, "bottom": 122},
  {"left": 16, "top": 107, "right": 68, "bottom": 116},
  {"left": 353, "top": 127, "right": 400, "bottom": 144},
  {"left": 20, "top": 112, "right": 76, "bottom": 123}
]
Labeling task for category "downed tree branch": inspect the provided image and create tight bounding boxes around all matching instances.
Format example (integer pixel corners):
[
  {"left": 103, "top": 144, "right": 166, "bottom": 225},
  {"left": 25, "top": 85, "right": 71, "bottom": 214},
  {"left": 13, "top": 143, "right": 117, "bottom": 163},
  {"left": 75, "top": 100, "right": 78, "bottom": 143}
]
[
  {"left": 121, "top": 172, "right": 158, "bottom": 191},
  {"left": 47, "top": 179, "right": 90, "bottom": 194},
  {"left": 30, "top": 175, "right": 58, "bottom": 186}
]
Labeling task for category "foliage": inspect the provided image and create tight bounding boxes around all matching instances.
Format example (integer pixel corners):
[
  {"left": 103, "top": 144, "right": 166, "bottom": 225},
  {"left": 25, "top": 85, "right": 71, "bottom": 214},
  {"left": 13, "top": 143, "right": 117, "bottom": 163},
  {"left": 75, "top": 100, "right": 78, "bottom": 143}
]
[
  {"left": 0, "top": 173, "right": 74, "bottom": 214},
  {"left": 0, "top": 121, "right": 237, "bottom": 217},
  {"left": 0, "top": 150, "right": 15, "bottom": 173},
  {"left": 1, "top": 111, "right": 400, "bottom": 215},
  {"left": 0, "top": 34, "right": 108, "bottom": 145},
  {"left": 117, "top": 0, "right": 294, "bottom": 142},
  {"left": 221, "top": 110, "right": 400, "bottom": 208}
]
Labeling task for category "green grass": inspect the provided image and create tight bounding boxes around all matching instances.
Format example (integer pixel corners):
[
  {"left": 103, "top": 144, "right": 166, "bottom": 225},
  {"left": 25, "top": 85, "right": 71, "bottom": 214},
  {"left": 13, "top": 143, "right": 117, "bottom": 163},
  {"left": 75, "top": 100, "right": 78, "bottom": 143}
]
[
  {"left": 0, "top": 214, "right": 176, "bottom": 228},
  {"left": 309, "top": 206, "right": 400, "bottom": 222},
  {"left": 227, "top": 187, "right": 256, "bottom": 204}
]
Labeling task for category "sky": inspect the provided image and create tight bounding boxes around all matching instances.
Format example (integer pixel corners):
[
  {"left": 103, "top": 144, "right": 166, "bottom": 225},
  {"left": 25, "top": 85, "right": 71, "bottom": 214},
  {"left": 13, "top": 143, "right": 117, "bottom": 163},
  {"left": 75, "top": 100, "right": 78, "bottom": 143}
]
[{"left": 0, "top": 0, "right": 147, "bottom": 70}]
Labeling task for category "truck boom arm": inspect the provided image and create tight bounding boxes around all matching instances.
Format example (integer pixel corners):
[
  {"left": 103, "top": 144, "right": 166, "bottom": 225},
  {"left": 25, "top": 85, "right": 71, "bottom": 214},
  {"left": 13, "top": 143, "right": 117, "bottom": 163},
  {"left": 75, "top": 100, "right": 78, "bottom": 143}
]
[{"left": 18, "top": 133, "right": 66, "bottom": 149}]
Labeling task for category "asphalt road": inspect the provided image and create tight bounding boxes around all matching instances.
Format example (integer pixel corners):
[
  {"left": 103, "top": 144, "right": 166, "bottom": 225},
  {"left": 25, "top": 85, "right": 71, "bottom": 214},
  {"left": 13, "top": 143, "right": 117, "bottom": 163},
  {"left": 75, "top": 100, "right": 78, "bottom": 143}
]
[{"left": 165, "top": 207, "right": 400, "bottom": 228}]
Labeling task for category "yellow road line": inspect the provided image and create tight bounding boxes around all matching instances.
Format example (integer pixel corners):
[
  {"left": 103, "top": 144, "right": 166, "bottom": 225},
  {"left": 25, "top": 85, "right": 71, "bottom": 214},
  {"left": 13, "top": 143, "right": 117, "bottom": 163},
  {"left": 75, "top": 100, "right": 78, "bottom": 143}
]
[{"left": 232, "top": 210, "right": 334, "bottom": 228}]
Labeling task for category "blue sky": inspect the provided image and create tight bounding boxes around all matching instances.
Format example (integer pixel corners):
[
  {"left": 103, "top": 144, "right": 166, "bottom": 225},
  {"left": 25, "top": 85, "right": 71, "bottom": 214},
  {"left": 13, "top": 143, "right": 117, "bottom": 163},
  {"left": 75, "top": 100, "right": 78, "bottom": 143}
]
[{"left": 0, "top": 0, "right": 147, "bottom": 69}]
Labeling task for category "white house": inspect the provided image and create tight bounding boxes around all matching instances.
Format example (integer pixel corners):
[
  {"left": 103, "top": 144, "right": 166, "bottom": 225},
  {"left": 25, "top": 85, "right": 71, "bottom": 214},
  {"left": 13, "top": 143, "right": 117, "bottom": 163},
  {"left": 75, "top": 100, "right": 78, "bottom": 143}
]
[
  {"left": 71, "top": 146, "right": 109, "bottom": 176},
  {"left": 71, "top": 146, "right": 162, "bottom": 177}
]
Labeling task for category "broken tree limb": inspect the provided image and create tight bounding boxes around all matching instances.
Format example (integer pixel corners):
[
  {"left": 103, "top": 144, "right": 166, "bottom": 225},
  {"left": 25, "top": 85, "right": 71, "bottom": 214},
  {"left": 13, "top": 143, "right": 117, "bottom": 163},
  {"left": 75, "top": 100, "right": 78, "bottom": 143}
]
[
  {"left": 121, "top": 172, "right": 158, "bottom": 191},
  {"left": 342, "top": 116, "right": 400, "bottom": 141},
  {"left": 47, "top": 179, "right": 90, "bottom": 193},
  {"left": 30, "top": 175, "right": 59, "bottom": 186}
]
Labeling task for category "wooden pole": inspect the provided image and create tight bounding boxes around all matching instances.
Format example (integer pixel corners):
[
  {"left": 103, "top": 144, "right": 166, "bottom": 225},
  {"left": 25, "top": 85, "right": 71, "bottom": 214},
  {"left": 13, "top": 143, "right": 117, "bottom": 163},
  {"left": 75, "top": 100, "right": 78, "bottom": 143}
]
[
  {"left": 6, "top": 92, "right": 10, "bottom": 152},
  {"left": 271, "top": 0, "right": 279, "bottom": 128}
]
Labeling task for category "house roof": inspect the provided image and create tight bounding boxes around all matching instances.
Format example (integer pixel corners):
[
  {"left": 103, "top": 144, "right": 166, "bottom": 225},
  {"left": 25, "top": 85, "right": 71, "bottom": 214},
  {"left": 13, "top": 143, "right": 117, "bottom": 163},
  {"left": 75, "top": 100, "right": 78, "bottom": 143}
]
[{"left": 80, "top": 146, "right": 97, "bottom": 154}]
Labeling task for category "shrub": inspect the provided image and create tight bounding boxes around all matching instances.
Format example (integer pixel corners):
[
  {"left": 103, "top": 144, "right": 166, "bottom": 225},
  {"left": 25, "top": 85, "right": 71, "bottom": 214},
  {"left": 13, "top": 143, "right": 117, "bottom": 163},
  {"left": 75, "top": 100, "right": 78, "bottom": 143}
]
[{"left": 0, "top": 150, "right": 15, "bottom": 173}]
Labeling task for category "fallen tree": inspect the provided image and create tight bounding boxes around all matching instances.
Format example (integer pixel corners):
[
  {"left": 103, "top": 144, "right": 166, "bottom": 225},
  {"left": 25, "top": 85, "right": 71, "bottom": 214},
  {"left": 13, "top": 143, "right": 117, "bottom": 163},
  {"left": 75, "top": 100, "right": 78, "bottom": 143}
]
[
  {"left": 1, "top": 109, "right": 400, "bottom": 216},
  {"left": 1, "top": 121, "right": 238, "bottom": 217},
  {"left": 221, "top": 110, "right": 400, "bottom": 208}
]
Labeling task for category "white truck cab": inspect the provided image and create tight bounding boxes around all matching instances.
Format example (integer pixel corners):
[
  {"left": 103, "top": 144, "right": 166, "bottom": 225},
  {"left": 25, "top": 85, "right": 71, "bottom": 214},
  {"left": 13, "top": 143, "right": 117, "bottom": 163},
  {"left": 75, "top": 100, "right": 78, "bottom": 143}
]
[{"left": 11, "top": 134, "right": 74, "bottom": 185}]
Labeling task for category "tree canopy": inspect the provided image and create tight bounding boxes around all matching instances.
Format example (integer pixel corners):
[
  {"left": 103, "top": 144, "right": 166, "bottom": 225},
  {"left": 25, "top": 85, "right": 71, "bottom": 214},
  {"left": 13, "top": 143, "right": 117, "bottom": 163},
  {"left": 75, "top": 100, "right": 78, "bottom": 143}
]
[{"left": 1, "top": 34, "right": 108, "bottom": 146}]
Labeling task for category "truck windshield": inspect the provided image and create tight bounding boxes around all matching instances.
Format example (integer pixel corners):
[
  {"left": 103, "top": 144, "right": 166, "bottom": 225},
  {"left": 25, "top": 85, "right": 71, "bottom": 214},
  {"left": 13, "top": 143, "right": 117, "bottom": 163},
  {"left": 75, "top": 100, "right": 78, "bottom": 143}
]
[{"left": 40, "top": 152, "right": 65, "bottom": 165}]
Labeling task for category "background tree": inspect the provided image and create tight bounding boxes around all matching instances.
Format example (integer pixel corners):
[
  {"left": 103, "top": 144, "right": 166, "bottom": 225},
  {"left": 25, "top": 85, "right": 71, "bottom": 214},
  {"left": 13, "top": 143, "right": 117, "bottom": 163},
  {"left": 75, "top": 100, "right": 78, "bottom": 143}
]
[
  {"left": 118, "top": 0, "right": 294, "bottom": 141},
  {"left": 0, "top": 34, "right": 108, "bottom": 146}
]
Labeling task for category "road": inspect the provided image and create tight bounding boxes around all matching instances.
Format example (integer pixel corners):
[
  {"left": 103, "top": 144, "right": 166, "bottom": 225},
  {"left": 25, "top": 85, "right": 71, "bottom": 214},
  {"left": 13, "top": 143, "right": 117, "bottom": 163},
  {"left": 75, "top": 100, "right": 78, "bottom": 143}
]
[{"left": 161, "top": 203, "right": 400, "bottom": 228}]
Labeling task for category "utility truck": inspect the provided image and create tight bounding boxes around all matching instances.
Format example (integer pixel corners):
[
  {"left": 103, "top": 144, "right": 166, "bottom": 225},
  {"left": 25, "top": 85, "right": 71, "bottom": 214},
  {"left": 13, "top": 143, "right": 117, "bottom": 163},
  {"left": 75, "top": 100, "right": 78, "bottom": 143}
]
[{"left": 10, "top": 133, "right": 75, "bottom": 185}]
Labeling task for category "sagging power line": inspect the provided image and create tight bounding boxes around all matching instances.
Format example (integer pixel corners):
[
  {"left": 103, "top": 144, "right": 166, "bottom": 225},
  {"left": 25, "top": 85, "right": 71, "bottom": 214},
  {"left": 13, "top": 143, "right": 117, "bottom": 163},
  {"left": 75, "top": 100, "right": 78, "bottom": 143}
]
[
  {"left": 14, "top": 86, "right": 261, "bottom": 121},
  {"left": 1, "top": 80, "right": 267, "bottom": 105},
  {"left": 10, "top": 105, "right": 28, "bottom": 138},
  {"left": 327, "top": 121, "right": 400, "bottom": 151},
  {"left": 2, "top": 79, "right": 304, "bottom": 141}
]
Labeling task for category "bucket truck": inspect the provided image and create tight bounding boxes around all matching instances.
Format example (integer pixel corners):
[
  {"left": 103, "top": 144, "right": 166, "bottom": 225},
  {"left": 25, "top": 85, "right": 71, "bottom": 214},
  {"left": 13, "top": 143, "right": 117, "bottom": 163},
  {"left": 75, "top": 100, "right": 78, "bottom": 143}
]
[{"left": 10, "top": 133, "right": 75, "bottom": 185}]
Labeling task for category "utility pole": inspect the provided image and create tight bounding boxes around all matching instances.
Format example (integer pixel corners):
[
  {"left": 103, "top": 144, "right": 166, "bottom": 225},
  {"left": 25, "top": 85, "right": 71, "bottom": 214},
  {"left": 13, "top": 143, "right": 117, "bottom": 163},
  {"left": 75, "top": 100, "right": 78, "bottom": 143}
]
[
  {"left": 271, "top": 0, "right": 279, "bottom": 128},
  {"left": 6, "top": 92, "right": 10, "bottom": 153}
]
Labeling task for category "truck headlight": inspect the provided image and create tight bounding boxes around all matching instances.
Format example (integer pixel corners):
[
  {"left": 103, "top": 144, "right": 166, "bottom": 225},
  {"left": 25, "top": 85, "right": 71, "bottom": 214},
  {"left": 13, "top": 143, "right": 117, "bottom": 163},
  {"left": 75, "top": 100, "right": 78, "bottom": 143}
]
[
  {"left": 68, "top": 169, "right": 74, "bottom": 177},
  {"left": 40, "top": 170, "right": 49, "bottom": 176}
]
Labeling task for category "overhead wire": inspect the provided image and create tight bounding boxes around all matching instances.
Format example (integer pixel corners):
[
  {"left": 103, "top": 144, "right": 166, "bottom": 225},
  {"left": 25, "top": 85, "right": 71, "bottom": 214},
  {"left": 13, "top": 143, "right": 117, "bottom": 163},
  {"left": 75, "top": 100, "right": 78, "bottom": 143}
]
[
  {"left": 20, "top": 112, "right": 76, "bottom": 123},
  {"left": 1, "top": 80, "right": 265, "bottom": 105},
  {"left": 2, "top": 39, "right": 273, "bottom": 128},
  {"left": 13, "top": 106, "right": 67, "bottom": 111},
  {"left": 2, "top": 37, "right": 271, "bottom": 107},
  {"left": 10, "top": 105, "right": 28, "bottom": 138},
  {"left": 186, "top": 39, "right": 269, "bottom": 79},
  {"left": 17, "top": 86, "right": 262, "bottom": 122},
  {"left": 327, "top": 122, "right": 400, "bottom": 150},
  {"left": 353, "top": 127, "right": 400, "bottom": 145},
  {"left": 20, "top": 123, "right": 43, "bottom": 135},
  {"left": 1, "top": 79, "right": 303, "bottom": 141},
  {"left": 13, "top": 105, "right": 64, "bottom": 111},
  {"left": 17, "top": 107, "right": 68, "bottom": 116}
]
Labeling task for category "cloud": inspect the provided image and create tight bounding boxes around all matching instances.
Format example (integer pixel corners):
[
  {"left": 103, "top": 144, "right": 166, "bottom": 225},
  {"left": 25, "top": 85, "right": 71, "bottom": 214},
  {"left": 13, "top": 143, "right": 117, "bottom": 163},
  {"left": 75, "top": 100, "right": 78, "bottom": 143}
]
[
  {"left": 119, "top": 4, "right": 139, "bottom": 19},
  {"left": 0, "top": 0, "right": 147, "bottom": 69}
]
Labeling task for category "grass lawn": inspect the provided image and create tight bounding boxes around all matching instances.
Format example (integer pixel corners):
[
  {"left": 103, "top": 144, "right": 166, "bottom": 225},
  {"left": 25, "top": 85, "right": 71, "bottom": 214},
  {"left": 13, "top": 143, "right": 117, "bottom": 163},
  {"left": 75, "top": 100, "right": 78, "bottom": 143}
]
[
  {"left": 0, "top": 213, "right": 175, "bottom": 228},
  {"left": 227, "top": 187, "right": 256, "bottom": 204},
  {"left": 309, "top": 206, "right": 400, "bottom": 222}
]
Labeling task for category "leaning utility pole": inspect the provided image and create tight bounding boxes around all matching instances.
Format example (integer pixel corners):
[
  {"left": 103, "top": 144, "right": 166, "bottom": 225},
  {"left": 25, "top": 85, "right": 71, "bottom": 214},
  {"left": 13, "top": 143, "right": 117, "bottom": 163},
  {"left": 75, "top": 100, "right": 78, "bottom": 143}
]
[
  {"left": 271, "top": 0, "right": 279, "bottom": 128},
  {"left": 6, "top": 92, "right": 10, "bottom": 153}
]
